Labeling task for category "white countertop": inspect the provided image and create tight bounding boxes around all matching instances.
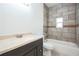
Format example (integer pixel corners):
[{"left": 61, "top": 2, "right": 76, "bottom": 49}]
[{"left": 0, "top": 34, "right": 43, "bottom": 55}]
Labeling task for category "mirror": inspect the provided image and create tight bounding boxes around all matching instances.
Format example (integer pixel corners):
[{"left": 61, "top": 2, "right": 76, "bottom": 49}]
[
  {"left": 0, "top": 3, "right": 43, "bottom": 35},
  {"left": 0, "top": 3, "right": 32, "bottom": 35}
]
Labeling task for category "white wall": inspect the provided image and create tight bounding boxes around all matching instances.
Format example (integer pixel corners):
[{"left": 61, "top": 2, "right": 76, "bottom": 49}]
[{"left": 0, "top": 3, "right": 43, "bottom": 35}]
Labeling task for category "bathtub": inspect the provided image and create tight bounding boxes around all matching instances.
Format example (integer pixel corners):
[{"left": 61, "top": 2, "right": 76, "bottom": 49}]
[{"left": 43, "top": 39, "right": 79, "bottom": 56}]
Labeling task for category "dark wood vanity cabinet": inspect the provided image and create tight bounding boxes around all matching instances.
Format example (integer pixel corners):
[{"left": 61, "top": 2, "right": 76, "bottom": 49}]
[{"left": 0, "top": 38, "right": 43, "bottom": 56}]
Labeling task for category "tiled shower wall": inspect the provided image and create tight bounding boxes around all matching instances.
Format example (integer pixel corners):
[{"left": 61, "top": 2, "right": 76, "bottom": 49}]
[
  {"left": 43, "top": 4, "right": 49, "bottom": 39},
  {"left": 44, "top": 3, "right": 76, "bottom": 43},
  {"left": 76, "top": 4, "right": 79, "bottom": 46}
]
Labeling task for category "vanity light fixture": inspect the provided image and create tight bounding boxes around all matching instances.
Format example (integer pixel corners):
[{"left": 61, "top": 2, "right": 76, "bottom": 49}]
[
  {"left": 23, "top": 3, "right": 31, "bottom": 7},
  {"left": 22, "top": 3, "right": 31, "bottom": 10}
]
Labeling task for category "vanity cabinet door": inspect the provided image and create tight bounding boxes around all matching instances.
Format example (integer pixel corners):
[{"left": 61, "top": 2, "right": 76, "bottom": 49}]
[
  {"left": 23, "top": 47, "right": 37, "bottom": 56},
  {"left": 36, "top": 45, "right": 43, "bottom": 56}
]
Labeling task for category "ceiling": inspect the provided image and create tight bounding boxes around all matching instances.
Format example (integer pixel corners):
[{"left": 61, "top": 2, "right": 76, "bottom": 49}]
[{"left": 45, "top": 3, "right": 59, "bottom": 8}]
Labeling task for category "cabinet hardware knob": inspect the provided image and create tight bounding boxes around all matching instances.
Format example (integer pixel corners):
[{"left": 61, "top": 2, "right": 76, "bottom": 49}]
[{"left": 40, "top": 49, "right": 42, "bottom": 52}]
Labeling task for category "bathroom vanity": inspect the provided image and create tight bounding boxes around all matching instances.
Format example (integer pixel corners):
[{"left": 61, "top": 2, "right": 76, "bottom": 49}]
[{"left": 0, "top": 35, "right": 43, "bottom": 56}]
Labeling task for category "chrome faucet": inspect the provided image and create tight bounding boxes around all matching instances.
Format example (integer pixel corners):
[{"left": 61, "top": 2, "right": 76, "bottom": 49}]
[{"left": 16, "top": 34, "right": 23, "bottom": 38}]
